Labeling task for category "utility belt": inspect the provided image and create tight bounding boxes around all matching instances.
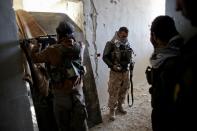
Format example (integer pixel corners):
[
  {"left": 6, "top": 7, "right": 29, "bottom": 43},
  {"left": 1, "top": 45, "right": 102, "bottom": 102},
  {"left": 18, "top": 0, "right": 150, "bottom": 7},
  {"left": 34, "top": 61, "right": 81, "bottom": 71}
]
[
  {"left": 50, "top": 75, "right": 79, "bottom": 83},
  {"left": 51, "top": 76, "right": 81, "bottom": 91},
  {"left": 111, "top": 68, "right": 129, "bottom": 73}
]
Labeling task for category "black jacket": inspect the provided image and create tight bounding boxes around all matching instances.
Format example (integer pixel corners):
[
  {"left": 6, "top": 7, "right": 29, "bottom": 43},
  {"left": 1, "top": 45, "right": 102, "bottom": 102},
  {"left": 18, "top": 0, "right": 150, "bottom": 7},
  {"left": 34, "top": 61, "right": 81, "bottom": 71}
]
[
  {"left": 149, "top": 56, "right": 181, "bottom": 109},
  {"left": 176, "top": 34, "right": 197, "bottom": 131}
]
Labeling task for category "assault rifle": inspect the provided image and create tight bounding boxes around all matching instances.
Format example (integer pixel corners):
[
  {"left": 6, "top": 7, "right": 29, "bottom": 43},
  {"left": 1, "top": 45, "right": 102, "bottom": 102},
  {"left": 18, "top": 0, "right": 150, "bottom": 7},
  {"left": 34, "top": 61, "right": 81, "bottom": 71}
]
[
  {"left": 19, "top": 35, "right": 55, "bottom": 97},
  {"left": 128, "top": 48, "right": 136, "bottom": 107},
  {"left": 20, "top": 34, "right": 57, "bottom": 49}
]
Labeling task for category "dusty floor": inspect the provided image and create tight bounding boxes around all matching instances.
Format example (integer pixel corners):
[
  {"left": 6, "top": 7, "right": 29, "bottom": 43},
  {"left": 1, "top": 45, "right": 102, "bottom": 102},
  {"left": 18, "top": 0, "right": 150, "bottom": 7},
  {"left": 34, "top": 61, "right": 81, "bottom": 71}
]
[
  {"left": 30, "top": 83, "right": 152, "bottom": 131},
  {"left": 90, "top": 83, "right": 152, "bottom": 131}
]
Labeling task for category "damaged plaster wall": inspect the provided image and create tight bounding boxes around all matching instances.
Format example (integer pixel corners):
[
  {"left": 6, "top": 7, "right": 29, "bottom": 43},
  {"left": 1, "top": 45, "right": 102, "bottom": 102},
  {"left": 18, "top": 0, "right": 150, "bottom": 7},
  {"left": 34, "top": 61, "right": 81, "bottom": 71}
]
[
  {"left": 13, "top": 0, "right": 166, "bottom": 110},
  {"left": 82, "top": 0, "right": 165, "bottom": 108}
]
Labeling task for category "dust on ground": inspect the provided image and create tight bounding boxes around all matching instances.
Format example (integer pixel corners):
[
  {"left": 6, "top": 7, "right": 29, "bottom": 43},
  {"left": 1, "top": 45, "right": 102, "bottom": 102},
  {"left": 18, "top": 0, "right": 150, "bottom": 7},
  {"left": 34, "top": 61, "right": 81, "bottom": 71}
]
[
  {"left": 31, "top": 83, "right": 152, "bottom": 131},
  {"left": 90, "top": 83, "right": 152, "bottom": 131}
]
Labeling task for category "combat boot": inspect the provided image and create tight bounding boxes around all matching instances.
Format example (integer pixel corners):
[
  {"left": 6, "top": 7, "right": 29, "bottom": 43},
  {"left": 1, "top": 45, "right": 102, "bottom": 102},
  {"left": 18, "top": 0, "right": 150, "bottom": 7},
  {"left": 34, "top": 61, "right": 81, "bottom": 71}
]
[
  {"left": 117, "top": 104, "right": 127, "bottom": 115},
  {"left": 109, "top": 109, "right": 116, "bottom": 121}
]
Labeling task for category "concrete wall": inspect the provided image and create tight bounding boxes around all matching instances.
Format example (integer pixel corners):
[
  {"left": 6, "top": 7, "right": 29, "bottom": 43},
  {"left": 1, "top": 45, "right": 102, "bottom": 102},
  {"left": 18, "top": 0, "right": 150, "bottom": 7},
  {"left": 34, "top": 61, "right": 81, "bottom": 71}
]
[
  {"left": 165, "top": 0, "right": 197, "bottom": 41},
  {"left": 0, "top": 0, "right": 34, "bottom": 130},
  {"left": 83, "top": 0, "right": 165, "bottom": 108}
]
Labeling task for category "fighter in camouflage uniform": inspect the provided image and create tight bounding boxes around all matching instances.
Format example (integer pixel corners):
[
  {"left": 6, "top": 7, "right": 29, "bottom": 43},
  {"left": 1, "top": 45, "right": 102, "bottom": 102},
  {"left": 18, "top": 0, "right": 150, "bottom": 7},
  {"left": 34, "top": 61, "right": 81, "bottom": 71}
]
[
  {"left": 102, "top": 27, "right": 134, "bottom": 121},
  {"left": 31, "top": 21, "right": 88, "bottom": 131}
]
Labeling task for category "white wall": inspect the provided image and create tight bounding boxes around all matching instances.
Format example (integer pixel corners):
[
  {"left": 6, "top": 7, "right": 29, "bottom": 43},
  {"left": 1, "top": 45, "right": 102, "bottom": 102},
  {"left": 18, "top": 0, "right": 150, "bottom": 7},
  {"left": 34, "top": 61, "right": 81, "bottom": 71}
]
[
  {"left": 83, "top": 0, "right": 165, "bottom": 107},
  {"left": 13, "top": 0, "right": 166, "bottom": 109}
]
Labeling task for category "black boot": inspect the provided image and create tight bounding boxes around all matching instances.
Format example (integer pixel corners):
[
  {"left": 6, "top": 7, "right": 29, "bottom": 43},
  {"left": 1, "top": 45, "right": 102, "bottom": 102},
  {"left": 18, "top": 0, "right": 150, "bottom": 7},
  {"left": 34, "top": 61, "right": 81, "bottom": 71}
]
[
  {"left": 109, "top": 109, "right": 116, "bottom": 121},
  {"left": 117, "top": 104, "right": 127, "bottom": 115}
]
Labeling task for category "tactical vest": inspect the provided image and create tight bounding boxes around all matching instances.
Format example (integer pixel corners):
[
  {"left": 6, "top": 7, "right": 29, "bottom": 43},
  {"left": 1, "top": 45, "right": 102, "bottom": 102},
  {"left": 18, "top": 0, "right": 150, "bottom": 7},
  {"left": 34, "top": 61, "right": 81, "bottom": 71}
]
[
  {"left": 47, "top": 43, "right": 85, "bottom": 83},
  {"left": 111, "top": 41, "right": 133, "bottom": 69}
]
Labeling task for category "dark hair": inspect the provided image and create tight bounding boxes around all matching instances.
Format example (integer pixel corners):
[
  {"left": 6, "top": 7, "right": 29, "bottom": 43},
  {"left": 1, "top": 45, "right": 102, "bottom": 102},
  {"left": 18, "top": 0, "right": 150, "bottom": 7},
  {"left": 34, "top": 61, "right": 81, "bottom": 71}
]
[
  {"left": 151, "top": 15, "right": 178, "bottom": 42},
  {"left": 118, "top": 27, "right": 129, "bottom": 33},
  {"left": 56, "top": 21, "right": 74, "bottom": 38}
]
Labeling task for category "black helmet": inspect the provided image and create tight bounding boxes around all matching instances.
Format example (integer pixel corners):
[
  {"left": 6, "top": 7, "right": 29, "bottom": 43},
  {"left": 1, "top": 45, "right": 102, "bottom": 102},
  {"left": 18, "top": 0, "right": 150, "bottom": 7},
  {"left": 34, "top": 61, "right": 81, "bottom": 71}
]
[{"left": 56, "top": 21, "right": 74, "bottom": 37}]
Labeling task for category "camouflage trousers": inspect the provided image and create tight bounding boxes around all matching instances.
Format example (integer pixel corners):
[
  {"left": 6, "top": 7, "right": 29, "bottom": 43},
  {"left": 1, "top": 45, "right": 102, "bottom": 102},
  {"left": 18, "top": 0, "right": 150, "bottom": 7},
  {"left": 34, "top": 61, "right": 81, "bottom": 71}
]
[
  {"left": 53, "top": 90, "right": 88, "bottom": 131},
  {"left": 108, "top": 70, "right": 130, "bottom": 110}
]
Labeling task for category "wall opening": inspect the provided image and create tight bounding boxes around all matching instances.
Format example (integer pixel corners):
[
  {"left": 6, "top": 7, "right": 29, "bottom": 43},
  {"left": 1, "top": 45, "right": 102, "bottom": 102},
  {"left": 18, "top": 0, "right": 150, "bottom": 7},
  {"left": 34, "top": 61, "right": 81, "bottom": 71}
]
[{"left": 13, "top": 0, "right": 84, "bottom": 29}]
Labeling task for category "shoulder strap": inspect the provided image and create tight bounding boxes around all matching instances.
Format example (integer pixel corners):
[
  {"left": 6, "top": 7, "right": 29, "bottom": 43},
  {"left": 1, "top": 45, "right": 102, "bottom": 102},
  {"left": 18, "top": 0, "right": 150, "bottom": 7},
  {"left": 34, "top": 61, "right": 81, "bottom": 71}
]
[{"left": 128, "top": 68, "right": 134, "bottom": 107}]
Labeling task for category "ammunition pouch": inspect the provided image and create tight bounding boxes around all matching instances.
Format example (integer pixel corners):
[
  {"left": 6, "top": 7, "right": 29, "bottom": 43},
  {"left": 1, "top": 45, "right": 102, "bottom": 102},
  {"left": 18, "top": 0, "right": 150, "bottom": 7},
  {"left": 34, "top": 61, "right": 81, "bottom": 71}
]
[
  {"left": 48, "top": 42, "right": 84, "bottom": 84},
  {"left": 111, "top": 42, "right": 133, "bottom": 71},
  {"left": 48, "top": 60, "right": 85, "bottom": 84}
]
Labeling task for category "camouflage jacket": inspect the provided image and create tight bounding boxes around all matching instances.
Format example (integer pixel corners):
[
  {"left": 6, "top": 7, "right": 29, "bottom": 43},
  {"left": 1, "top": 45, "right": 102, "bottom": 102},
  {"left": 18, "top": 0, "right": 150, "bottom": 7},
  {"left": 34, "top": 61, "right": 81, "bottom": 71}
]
[
  {"left": 102, "top": 40, "right": 133, "bottom": 71},
  {"left": 31, "top": 38, "right": 84, "bottom": 94}
]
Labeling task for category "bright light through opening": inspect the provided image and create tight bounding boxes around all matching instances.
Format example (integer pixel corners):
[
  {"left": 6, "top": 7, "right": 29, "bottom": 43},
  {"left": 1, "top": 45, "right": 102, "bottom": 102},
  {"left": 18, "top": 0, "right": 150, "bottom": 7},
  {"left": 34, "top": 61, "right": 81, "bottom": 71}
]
[
  {"left": 22, "top": 0, "right": 65, "bottom": 13},
  {"left": 13, "top": 0, "right": 83, "bottom": 29}
]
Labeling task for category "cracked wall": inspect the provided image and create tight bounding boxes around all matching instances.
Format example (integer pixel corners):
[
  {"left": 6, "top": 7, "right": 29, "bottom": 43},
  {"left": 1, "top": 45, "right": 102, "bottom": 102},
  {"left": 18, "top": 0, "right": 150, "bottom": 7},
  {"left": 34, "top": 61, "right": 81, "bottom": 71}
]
[
  {"left": 83, "top": 0, "right": 165, "bottom": 108},
  {"left": 13, "top": 0, "right": 166, "bottom": 109}
]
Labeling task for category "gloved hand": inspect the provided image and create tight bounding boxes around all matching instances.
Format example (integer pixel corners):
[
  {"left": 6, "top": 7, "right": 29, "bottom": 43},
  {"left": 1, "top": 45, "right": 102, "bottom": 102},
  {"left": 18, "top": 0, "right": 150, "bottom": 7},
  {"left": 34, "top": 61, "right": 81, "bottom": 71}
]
[
  {"left": 112, "top": 64, "right": 122, "bottom": 71},
  {"left": 30, "top": 38, "right": 38, "bottom": 45},
  {"left": 30, "top": 39, "right": 41, "bottom": 52}
]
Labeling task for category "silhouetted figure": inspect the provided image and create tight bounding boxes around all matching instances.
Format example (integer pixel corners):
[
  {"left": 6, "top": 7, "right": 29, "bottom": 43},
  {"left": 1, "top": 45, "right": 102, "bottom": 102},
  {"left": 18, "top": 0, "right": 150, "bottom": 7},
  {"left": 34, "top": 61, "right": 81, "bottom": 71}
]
[
  {"left": 146, "top": 15, "right": 184, "bottom": 131},
  {"left": 175, "top": 0, "right": 197, "bottom": 131}
]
